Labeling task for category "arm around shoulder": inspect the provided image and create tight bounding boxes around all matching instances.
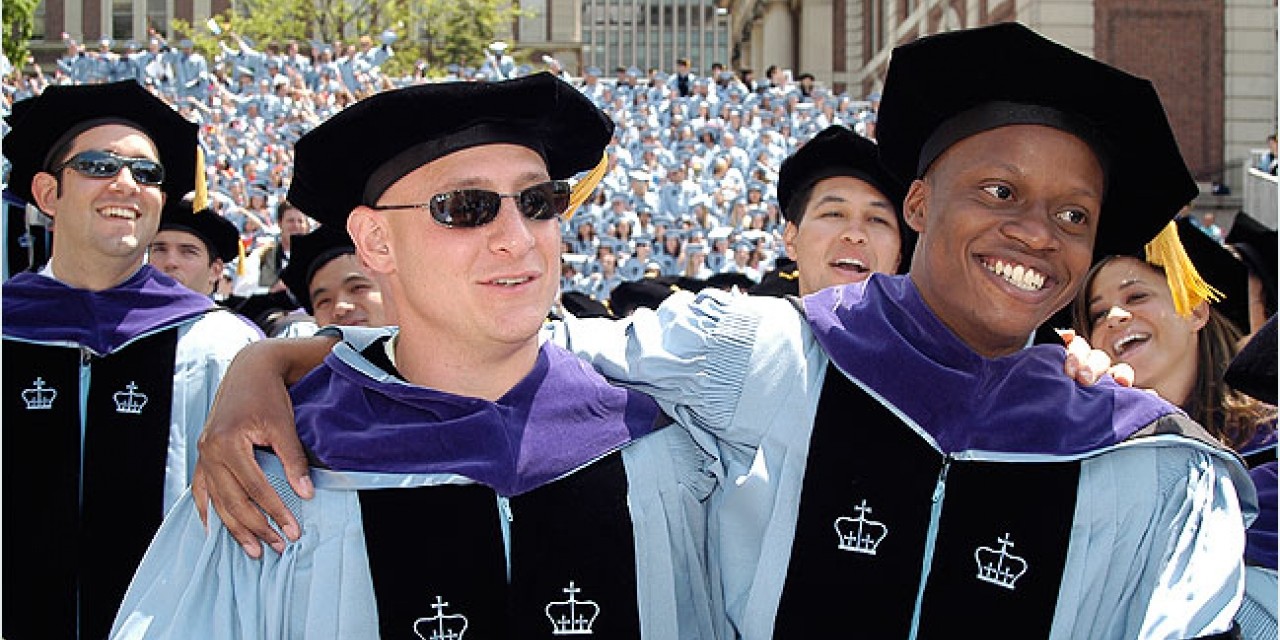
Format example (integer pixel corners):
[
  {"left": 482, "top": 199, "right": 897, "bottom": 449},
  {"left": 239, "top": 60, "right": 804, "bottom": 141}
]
[
  {"left": 113, "top": 459, "right": 375, "bottom": 639},
  {"left": 191, "top": 333, "right": 339, "bottom": 557},
  {"left": 560, "top": 289, "right": 810, "bottom": 447}
]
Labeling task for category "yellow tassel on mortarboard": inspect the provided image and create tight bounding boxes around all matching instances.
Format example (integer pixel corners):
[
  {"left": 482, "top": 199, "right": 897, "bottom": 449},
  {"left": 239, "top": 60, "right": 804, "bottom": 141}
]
[
  {"left": 1144, "top": 220, "right": 1222, "bottom": 317},
  {"left": 236, "top": 238, "right": 247, "bottom": 277},
  {"left": 566, "top": 153, "right": 609, "bottom": 221},
  {"left": 192, "top": 145, "right": 209, "bottom": 213}
]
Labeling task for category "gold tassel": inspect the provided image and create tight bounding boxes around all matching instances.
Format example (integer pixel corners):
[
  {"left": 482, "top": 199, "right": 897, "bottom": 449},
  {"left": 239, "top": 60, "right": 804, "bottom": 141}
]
[
  {"left": 1144, "top": 220, "right": 1222, "bottom": 317},
  {"left": 566, "top": 153, "right": 609, "bottom": 221},
  {"left": 236, "top": 238, "right": 246, "bottom": 277},
  {"left": 192, "top": 146, "right": 209, "bottom": 212}
]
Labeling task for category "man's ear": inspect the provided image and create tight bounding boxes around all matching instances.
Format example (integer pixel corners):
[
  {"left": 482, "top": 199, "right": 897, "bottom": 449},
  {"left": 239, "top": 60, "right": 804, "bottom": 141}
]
[
  {"left": 207, "top": 258, "right": 226, "bottom": 294},
  {"left": 31, "top": 172, "right": 60, "bottom": 219},
  {"left": 903, "top": 179, "right": 928, "bottom": 234},
  {"left": 348, "top": 208, "right": 394, "bottom": 274}
]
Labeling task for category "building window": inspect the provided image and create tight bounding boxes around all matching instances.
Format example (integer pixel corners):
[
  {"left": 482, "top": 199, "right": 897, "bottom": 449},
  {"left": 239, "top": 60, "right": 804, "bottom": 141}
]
[
  {"left": 870, "top": 0, "right": 883, "bottom": 53},
  {"left": 147, "top": 0, "right": 167, "bottom": 34},
  {"left": 113, "top": 0, "right": 134, "bottom": 40},
  {"left": 583, "top": 0, "right": 729, "bottom": 74},
  {"left": 32, "top": 0, "right": 46, "bottom": 40}
]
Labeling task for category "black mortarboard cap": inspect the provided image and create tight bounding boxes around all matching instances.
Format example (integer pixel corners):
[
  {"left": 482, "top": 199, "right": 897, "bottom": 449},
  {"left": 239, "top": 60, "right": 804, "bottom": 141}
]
[
  {"left": 1225, "top": 211, "right": 1277, "bottom": 318},
  {"left": 1224, "top": 314, "right": 1277, "bottom": 406},
  {"left": 278, "top": 224, "right": 357, "bottom": 314},
  {"left": 609, "top": 278, "right": 677, "bottom": 317},
  {"left": 159, "top": 199, "right": 241, "bottom": 262},
  {"left": 288, "top": 72, "right": 615, "bottom": 227},
  {"left": 3, "top": 80, "right": 198, "bottom": 205},
  {"left": 749, "top": 256, "right": 800, "bottom": 298},
  {"left": 705, "top": 272, "right": 757, "bottom": 292},
  {"left": 560, "top": 290, "right": 612, "bottom": 319},
  {"left": 877, "top": 22, "right": 1196, "bottom": 258},
  {"left": 225, "top": 290, "right": 300, "bottom": 334},
  {"left": 1175, "top": 217, "right": 1251, "bottom": 334},
  {"left": 777, "top": 124, "right": 914, "bottom": 274}
]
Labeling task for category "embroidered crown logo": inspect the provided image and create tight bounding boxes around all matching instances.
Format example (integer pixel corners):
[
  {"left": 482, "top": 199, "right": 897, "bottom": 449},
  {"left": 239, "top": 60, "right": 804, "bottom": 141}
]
[
  {"left": 834, "top": 499, "right": 888, "bottom": 555},
  {"left": 22, "top": 377, "right": 57, "bottom": 410},
  {"left": 414, "top": 595, "right": 469, "bottom": 640},
  {"left": 113, "top": 381, "right": 149, "bottom": 415},
  {"left": 545, "top": 581, "right": 600, "bottom": 635},
  {"left": 974, "top": 533, "right": 1028, "bottom": 590}
]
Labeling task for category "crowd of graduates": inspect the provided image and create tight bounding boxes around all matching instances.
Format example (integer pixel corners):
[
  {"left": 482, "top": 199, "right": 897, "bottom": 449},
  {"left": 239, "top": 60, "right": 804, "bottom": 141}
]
[
  {"left": 2, "top": 34, "right": 877, "bottom": 318},
  {"left": 2, "top": 20, "right": 1277, "bottom": 640}
]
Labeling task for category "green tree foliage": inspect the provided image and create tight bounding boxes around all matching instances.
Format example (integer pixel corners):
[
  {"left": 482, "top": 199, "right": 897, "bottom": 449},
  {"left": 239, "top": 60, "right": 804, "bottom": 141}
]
[
  {"left": 3, "top": 0, "right": 40, "bottom": 76},
  {"left": 418, "top": 0, "right": 529, "bottom": 71},
  {"left": 194, "top": 0, "right": 418, "bottom": 76},
  {"left": 156, "top": 0, "right": 528, "bottom": 81},
  {"left": 169, "top": 0, "right": 312, "bottom": 65}
]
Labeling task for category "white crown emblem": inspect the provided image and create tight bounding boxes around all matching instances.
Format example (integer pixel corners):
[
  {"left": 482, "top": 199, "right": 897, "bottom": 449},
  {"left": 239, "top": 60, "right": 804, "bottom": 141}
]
[
  {"left": 545, "top": 581, "right": 600, "bottom": 635},
  {"left": 974, "top": 533, "right": 1028, "bottom": 590},
  {"left": 834, "top": 499, "right": 888, "bottom": 555},
  {"left": 112, "top": 381, "right": 149, "bottom": 415},
  {"left": 22, "top": 377, "right": 58, "bottom": 410},
  {"left": 414, "top": 595, "right": 469, "bottom": 640}
]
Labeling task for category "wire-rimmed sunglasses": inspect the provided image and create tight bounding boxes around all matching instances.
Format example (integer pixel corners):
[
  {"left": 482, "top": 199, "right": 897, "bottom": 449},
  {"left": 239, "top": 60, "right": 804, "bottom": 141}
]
[
  {"left": 369, "top": 180, "right": 571, "bottom": 228},
  {"left": 50, "top": 149, "right": 166, "bottom": 187}
]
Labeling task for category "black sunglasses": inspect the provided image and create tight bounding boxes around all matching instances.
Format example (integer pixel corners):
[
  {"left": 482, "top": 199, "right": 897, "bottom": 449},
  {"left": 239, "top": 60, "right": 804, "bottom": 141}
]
[
  {"left": 51, "top": 149, "right": 166, "bottom": 187},
  {"left": 369, "top": 180, "right": 571, "bottom": 228}
]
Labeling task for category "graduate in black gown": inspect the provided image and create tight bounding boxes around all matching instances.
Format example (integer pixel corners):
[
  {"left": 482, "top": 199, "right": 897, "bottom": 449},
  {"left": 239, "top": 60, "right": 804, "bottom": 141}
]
[
  {"left": 111, "top": 73, "right": 718, "bottom": 640},
  {"left": 2, "top": 80, "right": 261, "bottom": 640}
]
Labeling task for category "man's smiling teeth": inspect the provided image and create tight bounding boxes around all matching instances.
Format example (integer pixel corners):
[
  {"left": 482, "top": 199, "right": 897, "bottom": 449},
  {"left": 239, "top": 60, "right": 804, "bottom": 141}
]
[
  {"left": 100, "top": 206, "right": 138, "bottom": 220},
  {"left": 986, "top": 259, "right": 1046, "bottom": 291},
  {"left": 491, "top": 276, "right": 532, "bottom": 286},
  {"left": 833, "top": 258, "right": 868, "bottom": 272}
]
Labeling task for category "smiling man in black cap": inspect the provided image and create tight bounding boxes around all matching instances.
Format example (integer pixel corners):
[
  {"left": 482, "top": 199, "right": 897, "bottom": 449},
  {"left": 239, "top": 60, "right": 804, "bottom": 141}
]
[
  {"left": 277, "top": 223, "right": 390, "bottom": 328},
  {"left": 571, "top": 22, "right": 1253, "bottom": 639},
  {"left": 1, "top": 80, "right": 261, "bottom": 640},
  {"left": 111, "top": 73, "right": 717, "bottom": 639},
  {"left": 187, "top": 23, "right": 1247, "bottom": 640},
  {"left": 753, "top": 123, "right": 910, "bottom": 297}
]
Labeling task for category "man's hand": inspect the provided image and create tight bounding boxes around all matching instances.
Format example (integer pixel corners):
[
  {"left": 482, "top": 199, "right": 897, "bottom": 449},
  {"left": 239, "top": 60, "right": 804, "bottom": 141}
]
[
  {"left": 1059, "top": 329, "right": 1134, "bottom": 387},
  {"left": 192, "top": 338, "right": 332, "bottom": 557}
]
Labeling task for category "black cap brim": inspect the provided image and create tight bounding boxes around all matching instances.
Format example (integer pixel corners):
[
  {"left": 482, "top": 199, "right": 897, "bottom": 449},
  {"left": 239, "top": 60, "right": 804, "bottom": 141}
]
[
  {"left": 4, "top": 80, "right": 197, "bottom": 205},
  {"left": 226, "top": 290, "right": 299, "bottom": 333},
  {"left": 288, "top": 72, "right": 615, "bottom": 227},
  {"left": 608, "top": 279, "right": 678, "bottom": 317},
  {"left": 877, "top": 22, "right": 1197, "bottom": 258},
  {"left": 560, "top": 290, "right": 612, "bottom": 318},
  {"left": 749, "top": 257, "right": 800, "bottom": 298}
]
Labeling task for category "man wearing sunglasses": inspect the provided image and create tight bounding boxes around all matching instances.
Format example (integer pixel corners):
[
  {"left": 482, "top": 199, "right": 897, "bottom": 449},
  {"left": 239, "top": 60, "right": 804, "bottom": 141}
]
[
  {"left": 1, "top": 80, "right": 260, "bottom": 640},
  {"left": 110, "top": 73, "right": 718, "bottom": 639},
  {"left": 179, "top": 24, "right": 1246, "bottom": 640}
]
